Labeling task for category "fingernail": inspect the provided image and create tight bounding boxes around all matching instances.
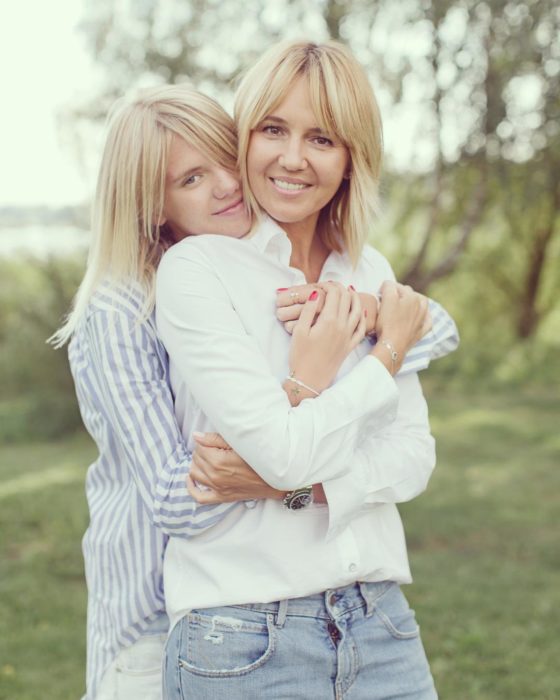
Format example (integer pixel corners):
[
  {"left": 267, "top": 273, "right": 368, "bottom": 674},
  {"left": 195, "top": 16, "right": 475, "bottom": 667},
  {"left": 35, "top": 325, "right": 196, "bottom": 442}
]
[
  {"left": 364, "top": 309, "right": 368, "bottom": 317},
  {"left": 309, "top": 291, "right": 318, "bottom": 300},
  {"left": 276, "top": 287, "right": 288, "bottom": 292},
  {"left": 192, "top": 431, "right": 204, "bottom": 439},
  {"left": 348, "top": 285, "right": 355, "bottom": 291}
]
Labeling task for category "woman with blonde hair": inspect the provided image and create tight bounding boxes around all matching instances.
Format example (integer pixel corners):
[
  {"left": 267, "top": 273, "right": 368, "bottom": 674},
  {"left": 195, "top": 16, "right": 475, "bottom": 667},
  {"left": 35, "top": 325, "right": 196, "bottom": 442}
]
[
  {"left": 158, "top": 41, "right": 452, "bottom": 698},
  {"left": 56, "top": 79, "right": 436, "bottom": 700},
  {"left": 51, "top": 85, "right": 291, "bottom": 700}
]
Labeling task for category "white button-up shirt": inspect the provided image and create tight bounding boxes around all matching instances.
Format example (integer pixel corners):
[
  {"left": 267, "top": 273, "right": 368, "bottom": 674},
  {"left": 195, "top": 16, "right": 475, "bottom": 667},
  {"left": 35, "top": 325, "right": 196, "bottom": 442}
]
[{"left": 156, "top": 217, "right": 443, "bottom": 630}]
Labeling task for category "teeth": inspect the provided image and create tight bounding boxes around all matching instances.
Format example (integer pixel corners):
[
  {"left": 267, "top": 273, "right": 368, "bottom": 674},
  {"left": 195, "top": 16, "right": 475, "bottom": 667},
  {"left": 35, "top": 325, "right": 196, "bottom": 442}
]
[{"left": 272, "top": 179, "right": 307, "bottom": 191}]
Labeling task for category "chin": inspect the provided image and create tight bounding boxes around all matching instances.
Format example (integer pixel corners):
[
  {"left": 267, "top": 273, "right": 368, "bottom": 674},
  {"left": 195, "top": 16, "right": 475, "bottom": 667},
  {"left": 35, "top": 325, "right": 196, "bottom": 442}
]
[{"left": 218, "top": 223, "right": 250, "bottom": 238}]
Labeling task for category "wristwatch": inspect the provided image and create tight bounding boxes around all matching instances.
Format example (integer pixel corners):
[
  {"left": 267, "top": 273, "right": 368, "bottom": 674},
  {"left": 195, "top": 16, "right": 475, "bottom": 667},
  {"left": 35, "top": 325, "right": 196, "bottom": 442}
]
[{"left": 282, "top": 486, "right": 313, "bottom": 510}]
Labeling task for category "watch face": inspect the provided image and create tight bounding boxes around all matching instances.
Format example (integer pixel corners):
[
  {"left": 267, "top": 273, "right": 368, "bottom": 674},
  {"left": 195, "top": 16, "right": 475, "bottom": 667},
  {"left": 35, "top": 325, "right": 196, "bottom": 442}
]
[{"left": 286, "top": 490, "right": 312, "bottom": 510}]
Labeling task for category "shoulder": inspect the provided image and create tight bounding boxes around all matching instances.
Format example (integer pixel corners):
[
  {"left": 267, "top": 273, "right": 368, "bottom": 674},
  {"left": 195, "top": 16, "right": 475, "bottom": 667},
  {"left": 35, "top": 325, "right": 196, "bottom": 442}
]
[
  {"left": 87, "top": 279, "right": 148, "bottom": 320},
  {"left": 160, "top": 234, "right": 244, "bottom": 267},
  {"left": 357, "top": 244, "right": 396, "bottom": 282},
  {"left": 80, "top": 280, "right": 157, "bottom": 345}
]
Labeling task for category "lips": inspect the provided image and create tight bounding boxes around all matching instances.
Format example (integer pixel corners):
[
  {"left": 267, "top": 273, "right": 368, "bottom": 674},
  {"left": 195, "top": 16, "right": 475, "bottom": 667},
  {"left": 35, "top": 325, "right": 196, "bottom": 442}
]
[
  {"left": 214, "top": 198, "right": 244, "bottom": 216},
  {"left": 269, "top": 177, "right": 311, "bottom": 193}
]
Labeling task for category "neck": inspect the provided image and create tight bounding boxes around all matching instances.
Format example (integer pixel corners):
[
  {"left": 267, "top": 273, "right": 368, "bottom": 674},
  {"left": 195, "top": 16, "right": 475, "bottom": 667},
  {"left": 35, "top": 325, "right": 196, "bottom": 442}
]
[{"left": 280, "top": 216, "right": 328, "bottom": 283}]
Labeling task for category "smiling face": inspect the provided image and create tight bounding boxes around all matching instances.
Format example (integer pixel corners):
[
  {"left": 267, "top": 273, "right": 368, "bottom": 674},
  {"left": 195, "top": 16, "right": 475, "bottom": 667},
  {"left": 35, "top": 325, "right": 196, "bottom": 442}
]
[
  {"left": 246, "top": 77, "right": 349, "bottom": 239},
  {"left": 162, "top": 135, "right": 251, "bottom": 241}
]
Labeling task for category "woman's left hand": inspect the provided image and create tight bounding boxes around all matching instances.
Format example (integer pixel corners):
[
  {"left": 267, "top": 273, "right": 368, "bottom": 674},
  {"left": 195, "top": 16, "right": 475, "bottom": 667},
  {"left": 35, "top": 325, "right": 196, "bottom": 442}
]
[
  {"left": 187, "top": 432, "right": 284, "bottom": 504},
  {"left": 277, "top": 283, "right": 378, "bottom": 335},
  {"left": 276, "top": 284, "right": 325, "bottom": 334}
]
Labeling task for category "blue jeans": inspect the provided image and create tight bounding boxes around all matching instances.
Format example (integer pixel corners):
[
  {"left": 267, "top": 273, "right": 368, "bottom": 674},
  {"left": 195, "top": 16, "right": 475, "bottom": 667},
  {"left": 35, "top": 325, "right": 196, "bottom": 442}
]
[{"left": 164, "top": 581, "right": 437, "bottom": 699}]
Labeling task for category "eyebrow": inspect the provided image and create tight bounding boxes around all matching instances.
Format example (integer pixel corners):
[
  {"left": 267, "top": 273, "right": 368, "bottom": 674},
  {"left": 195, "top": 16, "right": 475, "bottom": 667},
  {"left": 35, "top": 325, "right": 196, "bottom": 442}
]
[
  {"left": 170, "top": 167, "right": 200, "bottom": 185},
  {"left": 260, "top": 115, "right": 329, "bottom": 135}
]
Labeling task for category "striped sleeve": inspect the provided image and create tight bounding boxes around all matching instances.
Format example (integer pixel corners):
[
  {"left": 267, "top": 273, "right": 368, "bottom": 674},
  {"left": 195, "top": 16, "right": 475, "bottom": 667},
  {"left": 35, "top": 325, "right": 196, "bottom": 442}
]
[
  {"left": 84, "top": 306, "right": 237, "bottom": 538},
  {"left": 371, "top": 298, "right": 459, "bottom": 376}
]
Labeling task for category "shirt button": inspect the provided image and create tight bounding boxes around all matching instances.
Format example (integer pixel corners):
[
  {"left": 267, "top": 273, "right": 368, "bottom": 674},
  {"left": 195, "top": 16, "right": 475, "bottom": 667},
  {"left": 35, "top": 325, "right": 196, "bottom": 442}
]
[{"left": 348, "top": 563, "right": 357, "bottom": 573}]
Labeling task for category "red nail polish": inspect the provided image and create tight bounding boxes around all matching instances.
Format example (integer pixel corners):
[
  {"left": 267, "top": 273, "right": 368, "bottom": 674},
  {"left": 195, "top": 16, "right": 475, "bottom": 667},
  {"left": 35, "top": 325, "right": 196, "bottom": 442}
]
[
  {"left": 276, "top": 288, "right": 288, "bottom": 292},
  {"left": 309, "top": 291, "right": 318, "bottom": 301},
  {"left": 348, "top": 285, "right": 355, "bottom": 291}
]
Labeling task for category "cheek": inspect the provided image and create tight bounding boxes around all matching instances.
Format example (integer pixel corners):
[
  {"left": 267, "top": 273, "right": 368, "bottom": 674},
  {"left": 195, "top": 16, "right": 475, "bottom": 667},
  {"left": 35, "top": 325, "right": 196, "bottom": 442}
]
[
  {"left": 247, "top": 136, "right": 271, "bottom": 179},
  {"left": 327, "top": 153, "right": 349, "bottom": 190}
]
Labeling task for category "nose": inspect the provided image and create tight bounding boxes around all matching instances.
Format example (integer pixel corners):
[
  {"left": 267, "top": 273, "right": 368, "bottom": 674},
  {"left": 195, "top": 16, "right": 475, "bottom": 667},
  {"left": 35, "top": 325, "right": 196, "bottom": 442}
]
[
  {"left": 278, "top": 136, "right": 307, "bottom": 171},
  {"left": 213, "top": 169, "right": 240, "bottom": 199}
]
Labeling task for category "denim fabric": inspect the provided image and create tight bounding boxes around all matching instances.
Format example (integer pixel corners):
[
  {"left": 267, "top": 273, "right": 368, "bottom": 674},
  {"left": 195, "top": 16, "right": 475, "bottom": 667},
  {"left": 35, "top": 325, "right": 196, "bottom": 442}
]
[{"left": 164, "top": 581, "right": 437, "bottom": 699}]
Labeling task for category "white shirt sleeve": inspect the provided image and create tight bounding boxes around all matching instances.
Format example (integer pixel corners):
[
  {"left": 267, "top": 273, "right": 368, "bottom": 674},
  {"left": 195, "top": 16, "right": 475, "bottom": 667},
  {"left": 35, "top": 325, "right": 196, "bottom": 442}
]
[
  {"left": 156, "top": 242, "right": 399, "bottom": 490},
  {"left": 322, "top": 372, "right": 436, "bottom": 539}
]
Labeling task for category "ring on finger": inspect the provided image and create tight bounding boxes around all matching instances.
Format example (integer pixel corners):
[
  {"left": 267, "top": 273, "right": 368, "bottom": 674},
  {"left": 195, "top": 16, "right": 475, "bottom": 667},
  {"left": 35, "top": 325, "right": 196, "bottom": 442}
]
[{"left": 289, "top": 291, "right": 300, "bottom": 302}]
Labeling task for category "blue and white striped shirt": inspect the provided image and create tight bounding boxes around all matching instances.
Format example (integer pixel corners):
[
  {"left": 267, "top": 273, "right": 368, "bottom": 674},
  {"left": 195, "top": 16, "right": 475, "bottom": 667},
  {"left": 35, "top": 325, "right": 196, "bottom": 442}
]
[
  {"left": 68, "top": 281, "right": 239, "bottom": 700},
  {"left": 69, "top": 275, "right": 457, "bottom": 698},
  {"left": 372, "top": 297, "right": 459, "bottom": 373}
]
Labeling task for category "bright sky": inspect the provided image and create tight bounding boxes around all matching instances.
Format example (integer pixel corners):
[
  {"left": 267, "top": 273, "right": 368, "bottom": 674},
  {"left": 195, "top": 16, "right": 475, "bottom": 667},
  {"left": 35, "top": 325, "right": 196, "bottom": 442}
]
[
  {"left": 1, "top": 2, "right": 536, "bottom": 209},
  {"left": 0, "top": 1, "right": 428, "bottom": 209},
  {"left": 0, "top": 0, "right": 96, "bottom": 207}
]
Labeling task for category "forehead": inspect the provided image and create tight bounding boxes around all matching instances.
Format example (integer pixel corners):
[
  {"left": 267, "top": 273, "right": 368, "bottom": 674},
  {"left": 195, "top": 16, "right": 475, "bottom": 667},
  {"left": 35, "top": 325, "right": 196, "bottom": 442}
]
[
  {"left": 166, "top": 135, "right": 207, "bottom": 181},
  {"left": 268, "top": 76, "right": 338, "bottom": 136}
]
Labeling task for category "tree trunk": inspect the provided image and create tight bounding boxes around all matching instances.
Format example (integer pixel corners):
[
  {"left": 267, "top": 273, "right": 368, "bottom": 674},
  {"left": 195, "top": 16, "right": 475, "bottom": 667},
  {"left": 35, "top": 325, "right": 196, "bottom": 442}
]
[{"left": 516, "top": 224, "right": 556, "bottom": 339}]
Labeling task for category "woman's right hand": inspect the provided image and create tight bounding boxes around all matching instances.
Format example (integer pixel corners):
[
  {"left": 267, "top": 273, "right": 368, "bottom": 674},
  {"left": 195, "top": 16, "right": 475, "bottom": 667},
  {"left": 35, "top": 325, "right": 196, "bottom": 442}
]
[
  {"left": 285, "top": 282, "right": 366, "bottom": 401},
  {"left": 372, "top": 281, "right": 431, "bottom": 374}
]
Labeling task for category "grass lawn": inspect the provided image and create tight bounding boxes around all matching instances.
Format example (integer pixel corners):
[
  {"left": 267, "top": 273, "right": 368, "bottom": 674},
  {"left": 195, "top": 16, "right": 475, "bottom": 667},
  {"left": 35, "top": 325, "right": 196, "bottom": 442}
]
[{"left": 0, "top": 386, "right": 558, "bottom": 699}]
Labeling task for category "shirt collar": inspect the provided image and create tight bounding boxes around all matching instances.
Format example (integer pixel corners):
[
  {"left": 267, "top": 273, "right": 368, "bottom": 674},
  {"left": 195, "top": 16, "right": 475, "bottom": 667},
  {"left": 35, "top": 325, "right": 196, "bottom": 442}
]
[
  {"left": 246, "top": 214, "right": 354, "bottom": 280},
  {"left": 246, "top": 215, "right": 293, "bottom": 265}
]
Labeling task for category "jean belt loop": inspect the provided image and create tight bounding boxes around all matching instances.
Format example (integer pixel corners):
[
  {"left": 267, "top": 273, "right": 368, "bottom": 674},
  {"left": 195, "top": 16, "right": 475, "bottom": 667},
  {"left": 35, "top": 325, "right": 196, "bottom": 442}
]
[
  {"left": 275, "top": 599, "right": 288, "bottom": 628},
  {"left": 358, "top": 582, "right": 374, "bottom": 618}
]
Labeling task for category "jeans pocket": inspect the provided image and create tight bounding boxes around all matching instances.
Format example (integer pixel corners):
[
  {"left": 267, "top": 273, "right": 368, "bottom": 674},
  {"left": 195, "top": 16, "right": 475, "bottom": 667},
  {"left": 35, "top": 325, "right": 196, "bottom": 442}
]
[
  {"left": 115, "top": 634, "right": 166, "bottom": 675},
  {"left": 178, "top": 609, "right": 276, "bottom": 678},
  {"left": 373, "top": 584, "right": 420, "bottom": 640}
]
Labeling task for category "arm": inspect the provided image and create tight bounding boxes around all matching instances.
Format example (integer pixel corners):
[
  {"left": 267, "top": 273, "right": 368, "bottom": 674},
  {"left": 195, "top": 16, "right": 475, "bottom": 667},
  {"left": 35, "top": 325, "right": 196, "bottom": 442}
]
[
  {"left": 186, "top": 284, "right": 431, "bottom": 507},
  {"left": 156, "top": 243, "right": 400, "bottom": 491},
  {"left": 277, "top": 287, "right": 459, "bottom": 376},
  {"left": 187, "top": 288, "right": 366, "bottom": 505},
  {"left": 187, "top": 432, "right": 285, "bottom": 504},
  {"left": 322, "top": 372, "right": 436, "bottom": 539},
  {"left": 84, "top": 305, "right": 248, "bottom": 538},
  {"left": 377, "top": 298, "right": 459, "bottom": 376}
]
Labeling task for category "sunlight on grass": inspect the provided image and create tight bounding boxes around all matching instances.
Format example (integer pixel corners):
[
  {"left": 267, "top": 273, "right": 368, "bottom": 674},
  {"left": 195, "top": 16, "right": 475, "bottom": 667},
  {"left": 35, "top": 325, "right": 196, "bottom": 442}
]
[
  {"left": 1, "top": 389, "right": 559, "bottom": 700},
  {"left": 0, "top": 463, "right": 85, "bottom": 500}
]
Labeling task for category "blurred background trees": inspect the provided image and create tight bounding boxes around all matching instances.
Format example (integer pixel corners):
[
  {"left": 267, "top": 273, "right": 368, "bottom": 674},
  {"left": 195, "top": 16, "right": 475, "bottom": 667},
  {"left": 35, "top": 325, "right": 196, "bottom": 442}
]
[
  {"left": 75, "top": 0, "right": 559, "bottom": 340},
  {"left": 2, "top": 0, "right": 559, "bottom": 442}
]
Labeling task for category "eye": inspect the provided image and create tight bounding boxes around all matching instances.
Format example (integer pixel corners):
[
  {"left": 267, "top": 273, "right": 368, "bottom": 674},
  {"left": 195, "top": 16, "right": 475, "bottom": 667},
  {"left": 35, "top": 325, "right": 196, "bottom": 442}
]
[
  {"left": 183, "top": 173, "right": 202, "bottom": 186},
  {"left": 262, "top": 124, "right": 283, "bottom": 136},
  {"left": 312, "top": 135, "right": 334, "bottom": 147}
]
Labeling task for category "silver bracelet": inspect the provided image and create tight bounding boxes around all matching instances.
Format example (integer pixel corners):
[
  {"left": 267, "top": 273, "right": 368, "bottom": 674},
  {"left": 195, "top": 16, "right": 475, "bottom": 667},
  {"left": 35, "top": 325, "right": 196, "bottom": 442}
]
[
  {"left": 286, "top": 372, "right": 321, "bottom": 397},
  {"left": 379, "top": 339, "right": 399, "bottom": 374}
]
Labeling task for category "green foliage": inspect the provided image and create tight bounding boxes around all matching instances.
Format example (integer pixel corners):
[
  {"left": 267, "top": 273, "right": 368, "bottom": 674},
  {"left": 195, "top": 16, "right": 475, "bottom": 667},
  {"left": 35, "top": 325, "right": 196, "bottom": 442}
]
[
  {"left": 0, "top": 434, "right": 95, "bottom": 700},
  {"left": 75, "top": 0, "right": 560, "bottom": 340},
  {"left": 1, "top": 389, "right": 559, "bottom": 699},
  {"left": 0, "top": 256, "right": 85, "bottom": 442},
  {"left": 406, "top": 383, "right": 560, "bottom": 699}
]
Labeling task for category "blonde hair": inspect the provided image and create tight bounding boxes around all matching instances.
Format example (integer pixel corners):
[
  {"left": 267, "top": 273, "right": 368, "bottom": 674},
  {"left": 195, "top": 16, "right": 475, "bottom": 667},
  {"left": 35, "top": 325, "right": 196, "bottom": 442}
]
[
  {"left": 51, "top": 84, "right": 238, "bottom": 347},
  {"left": 235, "top": 40, "right": 383, "bottom": 265}
]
